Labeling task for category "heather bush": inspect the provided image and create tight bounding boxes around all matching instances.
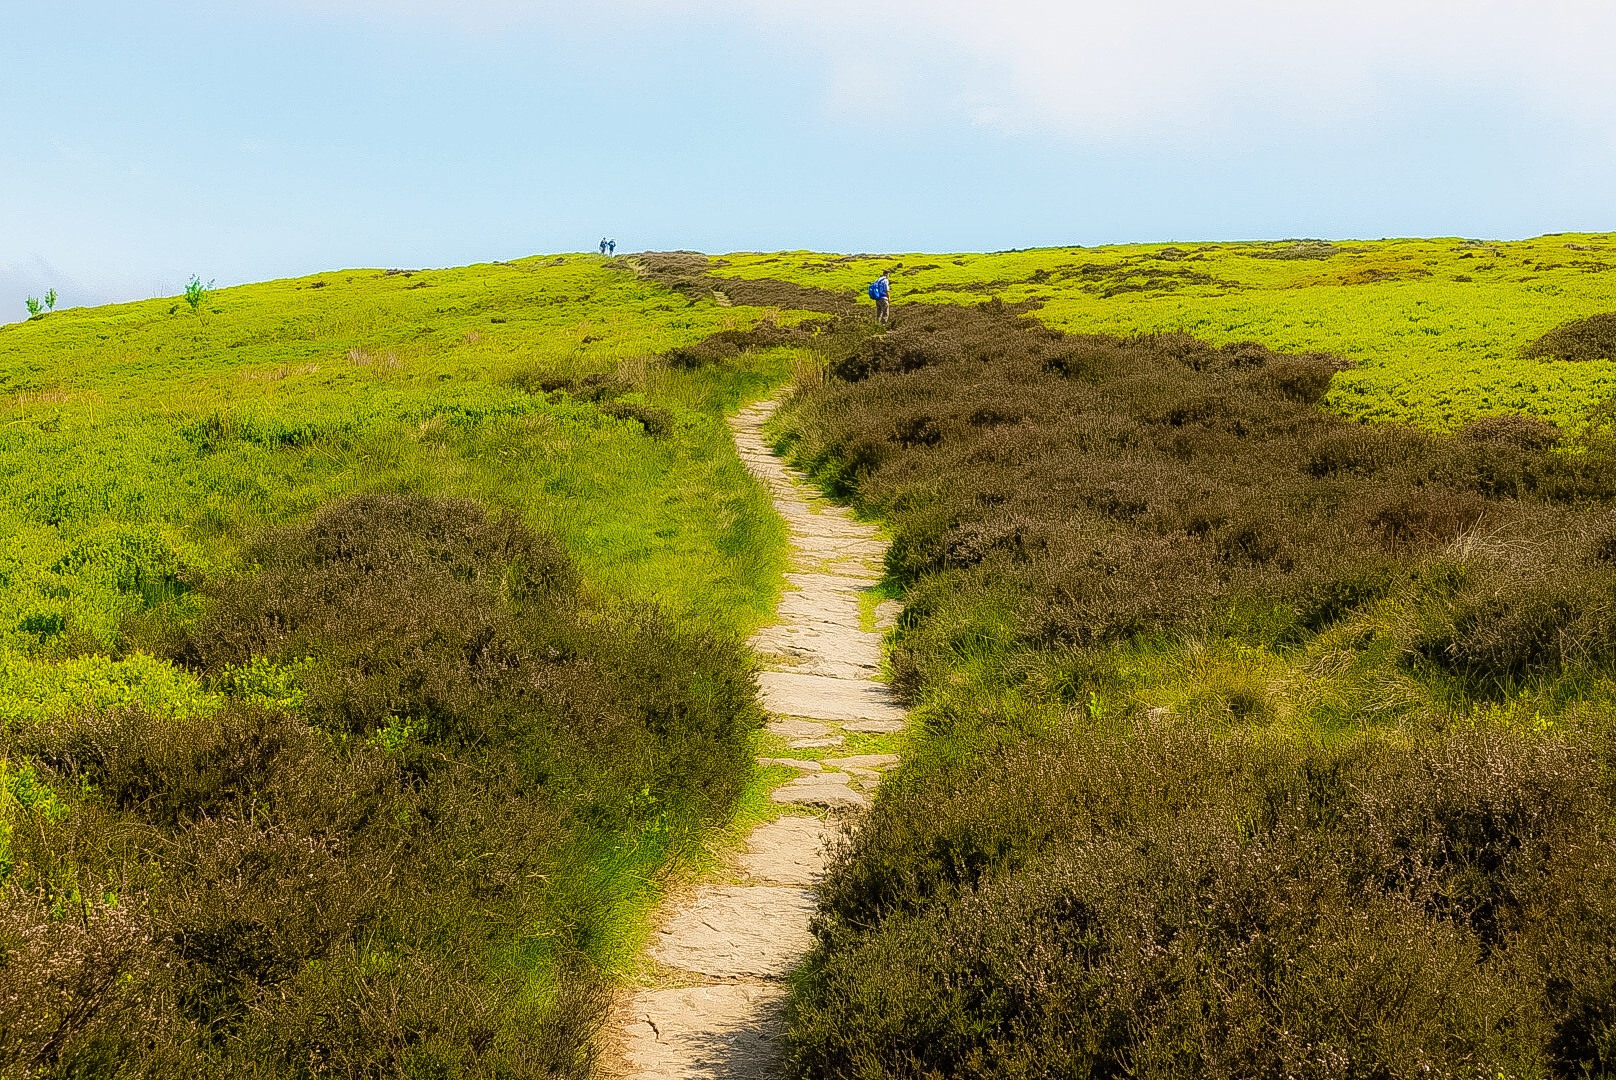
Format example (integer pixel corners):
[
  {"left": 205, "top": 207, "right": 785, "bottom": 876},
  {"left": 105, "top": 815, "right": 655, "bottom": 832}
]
[
  {"left": 773, "top": 300, "right": 1616, "bottom": 1077},
  {"left": 794, "top": 720, "right": 1616, "bottom": 1080},
  {"left": 1, "top": 494, "right": 762, "bottom": 1078},
  {"left": 778, "top": 302, "right": 1616, "bottom": 702},
  {"left": 1523, "top": 311, "right": 1616, "bottom": 363}
]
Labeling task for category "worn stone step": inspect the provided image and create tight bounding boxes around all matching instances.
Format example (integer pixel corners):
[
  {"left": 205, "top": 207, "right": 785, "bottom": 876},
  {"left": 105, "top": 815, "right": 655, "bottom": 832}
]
[
  {"left": 757, "top": 671, "right": 906, "bottom": 724},
  {"left": 769, "top": 775, "right": 869, "bottom": 811},
  {"left": 738, "top": 816, "right": 838, "bottom": 886},
  {"left": 622, "top": 984, "right": 787, "bottom": 1080},
  {"left": 824, "top": 754, "right": 900, "bottom": 771},
  {"left": 650, "top": 886, "right": 815, "bottom": 978}
]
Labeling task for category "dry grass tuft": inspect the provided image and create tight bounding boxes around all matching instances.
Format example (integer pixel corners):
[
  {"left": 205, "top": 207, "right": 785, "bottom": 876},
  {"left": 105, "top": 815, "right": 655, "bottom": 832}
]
[{"left": 345, "top": 347, "right": 401, "bottom": 368}]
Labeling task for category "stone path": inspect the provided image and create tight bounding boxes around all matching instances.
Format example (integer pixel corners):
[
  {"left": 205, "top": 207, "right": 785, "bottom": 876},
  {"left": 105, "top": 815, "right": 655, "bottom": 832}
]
[{"left": 616, "top": 399, "right": 904, "bottom": 1080}]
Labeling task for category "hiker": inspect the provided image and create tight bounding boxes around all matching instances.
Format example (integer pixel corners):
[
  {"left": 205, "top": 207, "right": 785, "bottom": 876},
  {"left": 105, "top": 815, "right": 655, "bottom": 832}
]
[
  {"left": 608, "top": 239, "right": 616, "bottom": 256},
  {"left": 599, "top": 238, "right": 608, "bottom": 255},
  {"left": 868, "top": 270, "right": 892, "bottom": 323}
]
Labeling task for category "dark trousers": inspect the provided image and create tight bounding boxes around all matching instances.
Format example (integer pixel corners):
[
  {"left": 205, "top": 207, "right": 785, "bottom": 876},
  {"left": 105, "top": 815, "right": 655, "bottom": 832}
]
[{"left": 875, "top": 296, "right": 889, "bottom": 322}]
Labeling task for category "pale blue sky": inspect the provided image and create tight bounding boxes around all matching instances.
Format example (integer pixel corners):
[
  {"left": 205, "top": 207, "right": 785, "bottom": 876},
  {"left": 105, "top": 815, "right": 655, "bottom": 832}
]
[{"left": 3, "top": 1, "right": 1613, "bottom": 316}]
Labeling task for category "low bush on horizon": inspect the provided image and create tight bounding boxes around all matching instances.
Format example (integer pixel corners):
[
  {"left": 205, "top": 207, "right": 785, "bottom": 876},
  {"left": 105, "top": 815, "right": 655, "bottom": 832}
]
[
  {"left": 774, "top": 300, "right": 1616, "bottom": 1077},
  {"left": 1, "top": 494, "right": 765, "bottom": 1077}
]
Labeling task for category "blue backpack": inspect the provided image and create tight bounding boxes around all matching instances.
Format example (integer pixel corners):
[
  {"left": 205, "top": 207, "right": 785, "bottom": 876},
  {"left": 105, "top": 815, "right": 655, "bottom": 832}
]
[{"left": 868, "top": 279, "right": 882, "bottom": 299}]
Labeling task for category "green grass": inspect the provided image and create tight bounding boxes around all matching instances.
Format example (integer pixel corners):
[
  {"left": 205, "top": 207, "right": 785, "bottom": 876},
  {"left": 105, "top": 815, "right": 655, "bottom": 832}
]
[
  {"left": 715, "top": 233, "right": 1616, "bottom": 432},
  {"left": 0, "top": 255, "right": 797, "bottom": 717}
]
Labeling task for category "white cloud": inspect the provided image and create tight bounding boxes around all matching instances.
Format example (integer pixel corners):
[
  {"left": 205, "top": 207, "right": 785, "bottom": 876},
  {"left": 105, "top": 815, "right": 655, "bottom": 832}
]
[
  {"left": 741, "top": 0, "right": 1616, "bottom": 143},
  {"left": 266, "top": 0, "right": 1616, "bottom": 143}
]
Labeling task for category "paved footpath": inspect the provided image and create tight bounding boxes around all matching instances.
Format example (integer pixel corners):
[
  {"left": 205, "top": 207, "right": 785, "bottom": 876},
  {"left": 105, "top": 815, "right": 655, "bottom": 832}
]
[{"left": 615, "top": 398, "right": 905, "bottom": 1080}]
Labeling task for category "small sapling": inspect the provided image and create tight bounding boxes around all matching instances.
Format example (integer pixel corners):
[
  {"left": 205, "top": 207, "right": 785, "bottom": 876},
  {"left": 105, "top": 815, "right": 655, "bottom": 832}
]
[{"left": 184, "top": 275, "right": 214, "bottom": 314}]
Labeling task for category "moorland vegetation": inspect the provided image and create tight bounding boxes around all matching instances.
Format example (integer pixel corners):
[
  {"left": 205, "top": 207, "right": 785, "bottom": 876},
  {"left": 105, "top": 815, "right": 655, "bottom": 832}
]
[
  {"left": 0, "top": 257, "right": 807, "bottom": 1077},
  {"left": 4, "top": 494, "right": 759, "bottom": 1074},
  {"left": 6, "top": 233, "right": 1616, "bottom": 1078},
  {"left": 767, "top": 293, "right": 1616, "bottom": 1076},
  {"left": 717, "top": 233, "right": 1616, "bottom": 431}
]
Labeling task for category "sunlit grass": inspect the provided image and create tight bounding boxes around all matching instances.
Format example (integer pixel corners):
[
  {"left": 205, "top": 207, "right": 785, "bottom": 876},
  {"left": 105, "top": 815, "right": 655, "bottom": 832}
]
[
  {"left": 717, "top": 233, "right": 1616, "bottom": 432},
  {"left": 0, "top": 255, "right": 796, "bottom": 710}
]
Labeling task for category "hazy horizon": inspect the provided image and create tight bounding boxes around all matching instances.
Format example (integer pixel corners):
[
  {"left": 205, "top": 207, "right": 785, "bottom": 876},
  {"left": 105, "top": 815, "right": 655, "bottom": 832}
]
[{"left": 5, "top": 1, "right": 1613, "bottom": 321}]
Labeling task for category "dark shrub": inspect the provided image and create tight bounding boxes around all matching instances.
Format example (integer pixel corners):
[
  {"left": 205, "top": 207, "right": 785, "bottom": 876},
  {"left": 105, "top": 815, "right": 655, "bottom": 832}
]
[
  {"left": 1460, "top": 413, "right": 1563, "bottom": 451},
  {"left": 1412, "top": 572, "right": 1616, "bottom": 697},
  {"left": 967, "top": 406, "right": 1023, "bottom": 427},
  {"left": 1290, "top": 559, "right": 1399, "bottom": 632},
  {"left": 792, "top": 721, "right": 1616, "bottom": 1080},
  {"left": 663, "top": 322, "right": 811, "bottom": 370},
  {"left": 1368, "top": 487, "right": 1489, "bottom": 550},
  {"left": 603, "top": 399, "right": 674, "bottom": 437},
  {"left": 1522, "top": 312, "right": 1616, "bottom": 362},
  {"left": 1263, "top": 354, "right": 1353, "bottom": 403},
  {"left": 2, "top": 494, "right": 760, "bottom": 1078},
  {"left": 890, "top": 415, "right": 942, "bottom": 449},
  {"left": 1306, "top": 424, "right": 1427, "bottom": 477},
  {"left": 504, "top": 368, "right": 629, "bottom": 400},
  {"left": 634, "top": 252, "right": 859, "bottom": 316},
  {"left": 30, "top": 706, "right": 317, "bottom": 828},
  {"left": 1214, "top": 516, "right": 1285, "bottom": 565},
  {"left": 829, "top": 330, "right": 963, "bottom": 383},
  {"left": 943, "top": 518, "right": 1029, "bottom": 568},
  {"left": 0, "top": 892, "right": 178, "bottom": 1075}
]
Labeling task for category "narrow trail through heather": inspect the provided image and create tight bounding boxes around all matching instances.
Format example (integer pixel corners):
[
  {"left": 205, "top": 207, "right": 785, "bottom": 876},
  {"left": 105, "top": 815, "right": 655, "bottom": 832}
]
[{"left": 615, "top": 398, "right": 905, "bottom": 1080}]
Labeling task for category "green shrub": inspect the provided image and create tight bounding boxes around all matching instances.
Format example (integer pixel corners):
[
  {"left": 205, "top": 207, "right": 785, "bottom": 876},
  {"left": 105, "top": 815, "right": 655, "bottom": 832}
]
[{"left": 183, "top": 275, "right": 212, "bottom": 315}]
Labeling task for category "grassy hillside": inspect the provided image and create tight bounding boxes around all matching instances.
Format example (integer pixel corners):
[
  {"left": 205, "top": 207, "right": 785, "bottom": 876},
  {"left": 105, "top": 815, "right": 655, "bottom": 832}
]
[
  {"left": 0, "top": 256, "right": 802, "bottom": 1076},
  {"left": 716, "top": 233, "right": 1616, "bottom": 432},
  {"left": 0, "top": 257, "right": 795, "bottom": 721}
]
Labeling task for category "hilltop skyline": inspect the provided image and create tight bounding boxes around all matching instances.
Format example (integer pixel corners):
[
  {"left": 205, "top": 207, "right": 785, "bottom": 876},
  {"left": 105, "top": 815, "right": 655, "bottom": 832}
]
[{"left": 4, "top": 0, "right": 1613, "bottom": 316}]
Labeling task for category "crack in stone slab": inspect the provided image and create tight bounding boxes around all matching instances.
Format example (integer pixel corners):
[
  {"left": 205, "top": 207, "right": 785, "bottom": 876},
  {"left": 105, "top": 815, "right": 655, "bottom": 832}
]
[{"left": 650, "top": 887, "right": 816, "bottom": 978}]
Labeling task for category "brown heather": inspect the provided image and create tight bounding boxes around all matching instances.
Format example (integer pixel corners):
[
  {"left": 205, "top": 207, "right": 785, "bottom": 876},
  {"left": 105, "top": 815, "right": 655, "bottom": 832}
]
[
  {"left": 1, "top": 495, "right": 763, "bottom": 1078},
  {"left": 770, "top": 299, "right": 1616, "bottom": 1078},
  {"left": 1523, "top": 311, "right": 1616, "bottom": 363}
]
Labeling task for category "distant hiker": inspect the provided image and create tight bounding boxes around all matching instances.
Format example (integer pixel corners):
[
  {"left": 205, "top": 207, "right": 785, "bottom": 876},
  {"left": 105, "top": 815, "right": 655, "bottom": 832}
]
[
  {"left": 868, "top": 271, "right": 892, "bottom": 323},
  {"left": 608, "top": 239, "right": 617, "bottom": 256},
  {"left": 599, "top": 238, "right": 608, "bottom": 255}
]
